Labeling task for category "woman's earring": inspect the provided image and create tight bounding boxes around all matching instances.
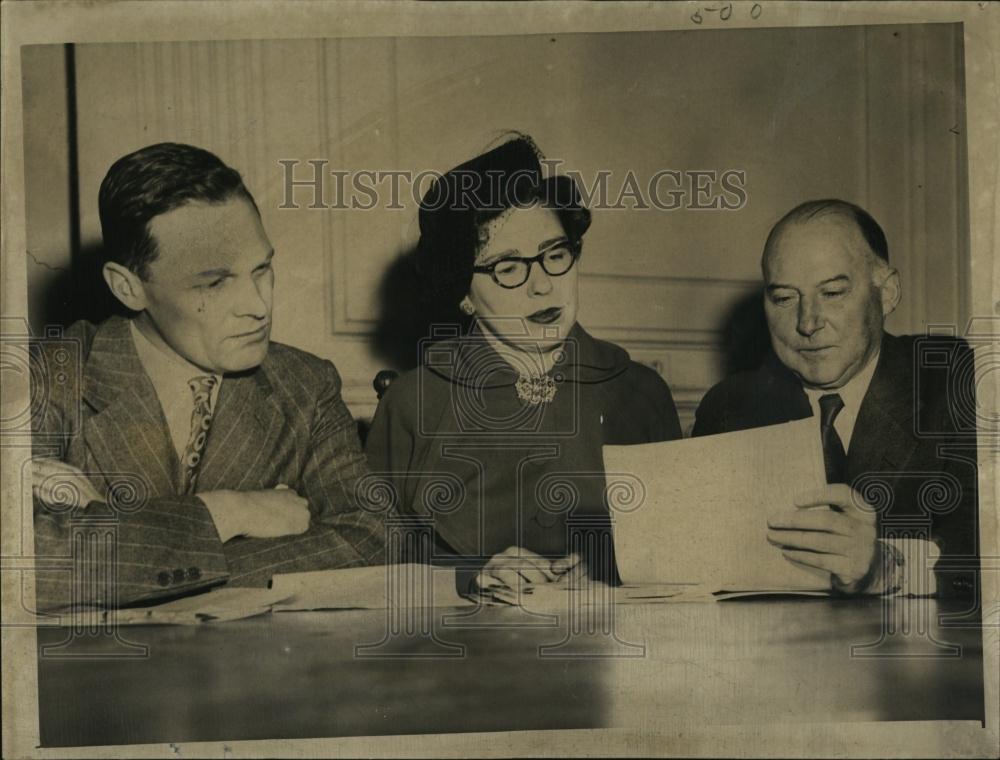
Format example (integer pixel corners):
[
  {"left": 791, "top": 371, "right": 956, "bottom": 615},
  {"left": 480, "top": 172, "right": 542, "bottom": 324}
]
[{"left": 459, "top": 297, "right": 476, "bottom": 316}]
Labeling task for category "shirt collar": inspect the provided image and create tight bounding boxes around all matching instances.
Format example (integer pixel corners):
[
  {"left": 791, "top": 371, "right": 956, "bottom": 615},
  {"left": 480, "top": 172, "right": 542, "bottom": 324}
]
[
  {"left": 428, "top": 321, "right": 629, "bottom": 389},
  {"left": 129, "top": 319, "right": 221, "bottom": 399},
  {"left": 802, "top": 349, "right": 880, "bottom": 410}
]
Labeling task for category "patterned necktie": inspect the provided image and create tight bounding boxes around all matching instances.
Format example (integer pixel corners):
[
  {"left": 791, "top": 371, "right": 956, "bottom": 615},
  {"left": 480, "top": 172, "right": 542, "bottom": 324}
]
[
  {"left": 181, "top": 375, "right": 217, "bottom": 494},
  {"left": 818, "top": 393, "right": 848, "bottom": 484}
]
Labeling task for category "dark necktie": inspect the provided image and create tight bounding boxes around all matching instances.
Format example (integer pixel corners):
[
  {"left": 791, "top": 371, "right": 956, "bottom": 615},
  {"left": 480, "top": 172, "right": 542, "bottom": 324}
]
[
  {"left": 181, "top": 376, "right": 217, "bottom": 494},
  {"left": 818, "top": 393, "right": 848, "bottom": 484}
]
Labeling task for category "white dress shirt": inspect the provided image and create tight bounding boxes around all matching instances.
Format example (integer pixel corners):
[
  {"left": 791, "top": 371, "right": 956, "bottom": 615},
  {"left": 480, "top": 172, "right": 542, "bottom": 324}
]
[
  {"left": 130, "top": 320, "right": 222, "bottom": 464},
  {"left": 803, "top": 352, "right": 939, "bottom": 596}
]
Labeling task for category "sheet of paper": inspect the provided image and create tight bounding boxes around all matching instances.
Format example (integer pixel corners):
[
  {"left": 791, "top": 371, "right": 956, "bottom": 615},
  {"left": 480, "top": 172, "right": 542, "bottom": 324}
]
[
  {"left": 270, "top": 563, "right": 475, "bottom": 611},
  {"left": 498, "top": 582, "right": 706, "bottom": 613},
  {"left": 106, "top": 586, "right": 291, "bottom": 625},
  {"left": 712, "top": 589, "right": 833, "bottom": 601},
  {"left": 603, "top": 418, "right": 831, "bottom": 593}
]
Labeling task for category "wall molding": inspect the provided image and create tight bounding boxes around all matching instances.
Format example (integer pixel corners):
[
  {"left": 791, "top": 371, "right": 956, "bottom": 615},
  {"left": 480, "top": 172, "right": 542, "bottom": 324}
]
[{"left": 327, "top": 266, "right": 759, "bottom": 341}]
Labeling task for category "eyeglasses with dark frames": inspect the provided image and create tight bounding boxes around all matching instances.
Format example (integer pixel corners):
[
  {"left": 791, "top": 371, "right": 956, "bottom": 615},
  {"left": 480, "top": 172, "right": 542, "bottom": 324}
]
[{"left": 472, "top": 238, "right": 582, "bottom": 289}]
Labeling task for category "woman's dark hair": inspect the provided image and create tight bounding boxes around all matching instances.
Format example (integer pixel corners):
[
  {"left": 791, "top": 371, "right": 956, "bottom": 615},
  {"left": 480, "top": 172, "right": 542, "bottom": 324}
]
[
  {"left": 416, "top": 135, "right": 591, "bottom": 308},
  {"left": 98, "top": 142, "right": 258, "bottom": 279}
]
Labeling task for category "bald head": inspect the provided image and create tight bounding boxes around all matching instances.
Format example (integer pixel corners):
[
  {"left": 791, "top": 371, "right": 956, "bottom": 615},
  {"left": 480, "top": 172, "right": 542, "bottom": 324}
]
[
  {"left": 762, "top": 199, "right": 889, "bottom": 277},
  {"left": 760, "top": 199, "right": 901, "bottom": 390}
]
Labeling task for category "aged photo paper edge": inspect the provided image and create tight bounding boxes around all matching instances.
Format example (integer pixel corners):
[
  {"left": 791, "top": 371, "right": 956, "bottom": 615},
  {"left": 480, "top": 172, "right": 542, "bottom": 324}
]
[{"left": 1, "top": 1, "right": 997, "bottom": 757}]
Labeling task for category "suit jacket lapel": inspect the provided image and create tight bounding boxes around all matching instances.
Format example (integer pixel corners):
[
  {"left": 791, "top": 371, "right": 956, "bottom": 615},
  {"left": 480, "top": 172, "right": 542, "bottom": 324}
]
[
  {"left": 195, "top": 367, "right": 284, "bottom": 492},
  {"left": 81, "top": 316, "right": 180, "bottom": 496},
  {"left": 848, "top": 335, "right": 919, "bottom": 481}
]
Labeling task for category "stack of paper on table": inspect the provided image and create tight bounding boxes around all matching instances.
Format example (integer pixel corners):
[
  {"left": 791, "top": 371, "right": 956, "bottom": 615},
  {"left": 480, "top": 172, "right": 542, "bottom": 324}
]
[
  {"left": 103, "top": 586, "right": 292, "bottom": 625},
  {"left": 270, "top": 563, "right": 475, "bottom": 611},
  {"left": 509, "top": 581, "right": 701, "bottom": 610},
  {"left": 602, "top": 417, "right": 831, "bottom": 597},
  {"left": 67, "top": 567, "right": 470, "bottom": 625}
]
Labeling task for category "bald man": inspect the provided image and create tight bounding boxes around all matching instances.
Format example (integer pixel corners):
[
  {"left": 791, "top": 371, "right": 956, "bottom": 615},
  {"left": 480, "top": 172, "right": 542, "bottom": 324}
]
[{"left": 694, "top": 200, "right": 978, "bottom": 598}]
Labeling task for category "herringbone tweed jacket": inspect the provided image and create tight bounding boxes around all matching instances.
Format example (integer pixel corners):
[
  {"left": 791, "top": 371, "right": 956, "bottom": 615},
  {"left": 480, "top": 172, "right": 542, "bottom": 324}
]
[{"left": 31, "top": 315, "right": 386, "bottom": 610}]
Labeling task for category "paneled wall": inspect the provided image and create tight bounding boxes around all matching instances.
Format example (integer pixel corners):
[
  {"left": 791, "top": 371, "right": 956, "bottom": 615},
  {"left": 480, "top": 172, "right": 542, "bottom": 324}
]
[{"left": 24, "top": 25, "right": 969, "bottom": 431}]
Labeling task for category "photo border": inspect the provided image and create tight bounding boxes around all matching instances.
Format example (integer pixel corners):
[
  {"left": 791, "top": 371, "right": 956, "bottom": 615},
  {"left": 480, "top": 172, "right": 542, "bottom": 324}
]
[{"left": 2, "top": 2, "right": 997, "bottom": 757}]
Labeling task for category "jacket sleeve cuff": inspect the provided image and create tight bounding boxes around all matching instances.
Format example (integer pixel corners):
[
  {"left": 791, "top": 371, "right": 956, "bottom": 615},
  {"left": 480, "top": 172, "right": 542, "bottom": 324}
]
[{"left": 33, "top": 495, "right": 231, "bottom": 610}]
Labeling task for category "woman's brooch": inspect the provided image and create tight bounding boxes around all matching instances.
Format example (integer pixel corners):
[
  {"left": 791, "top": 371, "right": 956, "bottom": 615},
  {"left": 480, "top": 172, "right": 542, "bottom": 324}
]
[{"left": 515, "top": 374, "right": 557, "bottom": 405}]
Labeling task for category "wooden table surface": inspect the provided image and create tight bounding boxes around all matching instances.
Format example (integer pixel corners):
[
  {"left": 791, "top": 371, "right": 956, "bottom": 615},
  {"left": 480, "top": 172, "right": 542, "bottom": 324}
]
[{"left": 35, "top": 596, "right": 985, "bottom": 747}]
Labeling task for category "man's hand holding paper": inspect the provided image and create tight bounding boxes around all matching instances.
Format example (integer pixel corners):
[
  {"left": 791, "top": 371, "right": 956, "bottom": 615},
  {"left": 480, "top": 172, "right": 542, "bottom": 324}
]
[
  {"left": 767, "top": 484, "right": 880, "bottom": 593},
  {"left": 603, "top": 418, "right": 833, "bottom": 594}
]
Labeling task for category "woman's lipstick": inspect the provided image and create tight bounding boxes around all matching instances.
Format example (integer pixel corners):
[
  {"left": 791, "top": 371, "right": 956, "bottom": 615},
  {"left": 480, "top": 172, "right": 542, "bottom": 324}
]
[{"left": 527, "top": 307, "right": 563, "bottom": 324}]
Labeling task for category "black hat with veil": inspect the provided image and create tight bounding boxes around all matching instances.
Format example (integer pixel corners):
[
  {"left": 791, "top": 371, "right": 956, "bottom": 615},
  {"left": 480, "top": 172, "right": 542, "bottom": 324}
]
[{"left": 416, "top": 134, "right": 591, "bottom": 309}]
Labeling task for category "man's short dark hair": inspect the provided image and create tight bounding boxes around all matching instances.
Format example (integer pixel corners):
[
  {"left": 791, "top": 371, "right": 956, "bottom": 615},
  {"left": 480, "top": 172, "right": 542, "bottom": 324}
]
[
  {"left": 98, "top": 142, "right": 258, "bottom": 279},
  {"left": 763, "top": 198, "right": 889, "bottom": 267}
]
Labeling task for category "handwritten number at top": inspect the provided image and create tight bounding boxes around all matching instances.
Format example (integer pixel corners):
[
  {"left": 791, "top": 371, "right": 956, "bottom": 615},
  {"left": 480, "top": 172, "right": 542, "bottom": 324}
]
[{"left": 690, "top": 3, "right": 762, "bottom": 24}]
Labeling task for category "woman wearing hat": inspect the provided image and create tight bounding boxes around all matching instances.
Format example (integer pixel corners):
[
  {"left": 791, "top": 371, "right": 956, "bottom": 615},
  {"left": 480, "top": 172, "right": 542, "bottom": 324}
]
[{"left": 365, "top": 135, "right": 681, "bottom": 596}]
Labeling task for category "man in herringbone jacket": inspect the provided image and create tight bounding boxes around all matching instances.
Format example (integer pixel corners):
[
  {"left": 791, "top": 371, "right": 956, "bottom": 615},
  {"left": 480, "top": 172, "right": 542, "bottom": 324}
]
[{"left": 30, "top": 143, "right": 385, "bottom": 610}]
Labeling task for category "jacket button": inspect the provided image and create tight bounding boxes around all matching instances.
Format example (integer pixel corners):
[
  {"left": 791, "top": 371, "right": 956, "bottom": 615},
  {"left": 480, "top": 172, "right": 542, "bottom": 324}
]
[
  {"left": 157, "top": 571, "right": 171, "bottom": 586},
  {"left": 172, "top": 568, "right": 186, "bottom": 584},
  {"left": 188, "top": 567, "right": 201, "bottom": 581}
]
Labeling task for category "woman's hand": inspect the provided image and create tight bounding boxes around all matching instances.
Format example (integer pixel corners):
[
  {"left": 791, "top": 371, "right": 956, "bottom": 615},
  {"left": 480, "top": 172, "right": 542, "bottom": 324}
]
[{"left": 474, "top": 546, "right": 585, "bottom": 603}]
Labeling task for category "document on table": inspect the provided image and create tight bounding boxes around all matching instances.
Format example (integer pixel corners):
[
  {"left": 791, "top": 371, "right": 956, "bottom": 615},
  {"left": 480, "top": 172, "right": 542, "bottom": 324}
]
[
  {"left": 104, "top": 586, "right": 292, "bottom": 625},
  {"left": 270, "top": 563, "right": 476, "bottom": 611},
  {"left": 602, "top": 417, "right": 831, "bottom": 594},
  {"left": 511, "top": 582, "right": 704, "bottom": 611}
]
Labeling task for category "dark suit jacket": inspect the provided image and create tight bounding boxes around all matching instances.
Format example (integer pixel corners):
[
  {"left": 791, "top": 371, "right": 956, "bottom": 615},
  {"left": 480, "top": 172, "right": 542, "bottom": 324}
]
[
  {"left": 693, "top": 333, "right": 979, "bottom": 597},
  {"left": 31, "top": 316, "right": 385, "bottom": 610}
]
